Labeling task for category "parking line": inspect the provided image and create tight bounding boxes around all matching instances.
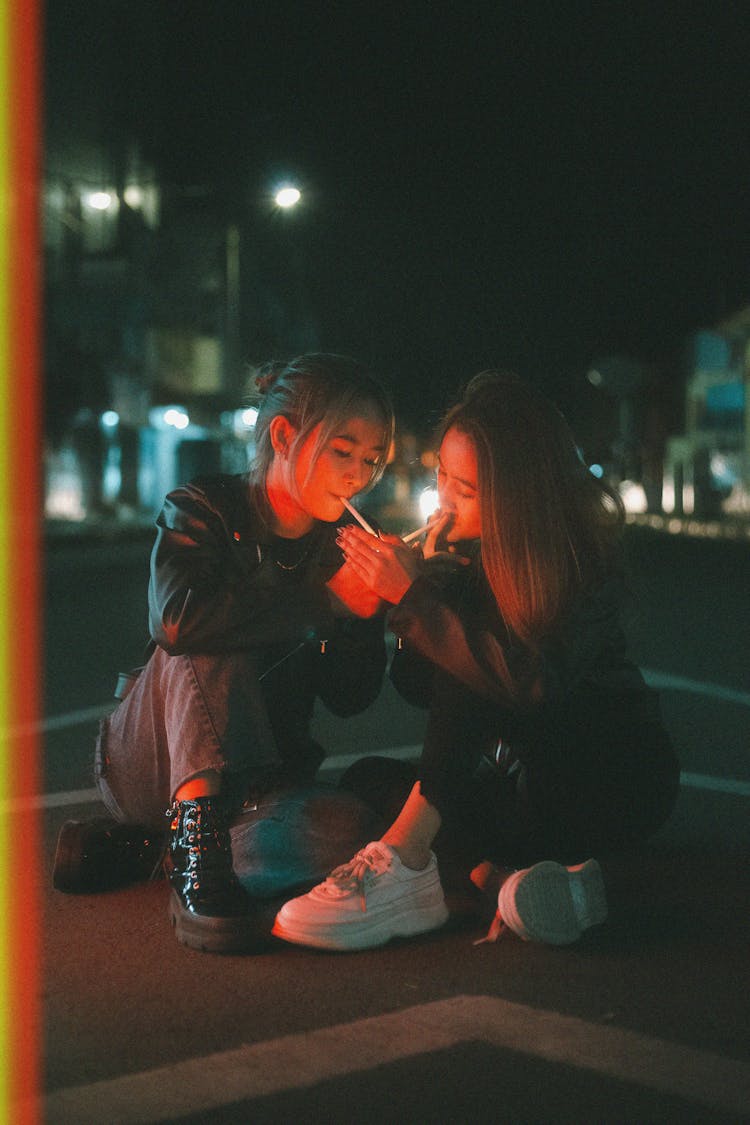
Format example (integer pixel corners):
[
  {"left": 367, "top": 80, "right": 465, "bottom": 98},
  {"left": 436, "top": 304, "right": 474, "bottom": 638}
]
[
  {"left": 3, "top": 663, "right": 747, "bottom": 813},
  {"left": 0, "top": 663, "right": 745, "bottom": 746},
  {"left": 2, "top": 702, "right": 114, "bottom": 738},
  {"left": 33, "top": 994, "right": 750, "bottom": 1122},
  {"left": 5, "top": 756, "right": 748, "bottom": 815},
  {"left": 5, "top": 664, "right": 748, "bottom": 745},
  {"left": 680, "top": 771, "right": 750, "bottom": 797},
  {"left": 642, "top": 668, "right": 750, "bottom": 707}
]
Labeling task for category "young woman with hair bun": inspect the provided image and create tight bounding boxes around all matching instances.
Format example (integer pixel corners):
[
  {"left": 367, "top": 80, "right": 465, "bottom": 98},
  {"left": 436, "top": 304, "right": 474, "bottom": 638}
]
[{"left": 54, "top": 353, "right": 396, "bottom": 953}]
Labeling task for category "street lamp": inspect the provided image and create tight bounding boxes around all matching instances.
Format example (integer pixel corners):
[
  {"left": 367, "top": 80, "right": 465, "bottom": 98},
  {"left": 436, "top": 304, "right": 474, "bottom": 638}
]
[
  {"left": 274, "top": 185, "right": 302, "bottom": 209},
  {"left": 225, "top": 182, "right": 303, "bottom": 398},
  {"left": 86, "top": 191, "right": 114, "bottom": 211}
]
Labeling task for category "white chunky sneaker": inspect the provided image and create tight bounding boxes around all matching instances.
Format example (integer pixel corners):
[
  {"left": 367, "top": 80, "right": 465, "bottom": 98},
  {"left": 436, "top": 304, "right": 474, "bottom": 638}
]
[
  {"left": 272, "top": 841, "right": 449, "bottom": 951},
  {"left": 477, "top": 859, "right": 607, "bottom": 946}
]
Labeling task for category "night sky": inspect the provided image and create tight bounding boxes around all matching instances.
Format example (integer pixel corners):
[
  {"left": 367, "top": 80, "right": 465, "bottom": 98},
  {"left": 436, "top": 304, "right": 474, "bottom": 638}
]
[{"left": 45, "top": 3, "right": 750, "bottom": 434}]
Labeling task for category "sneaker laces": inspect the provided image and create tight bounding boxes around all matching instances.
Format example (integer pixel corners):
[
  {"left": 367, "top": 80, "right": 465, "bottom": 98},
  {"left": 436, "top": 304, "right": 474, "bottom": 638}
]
[
  {"left": 469, "top": 860, "right": 509, "bottom": 945},
  {"left": 473, "top": 909, "right": 507, "bottom": 945},
  {"left": 324, "top": 842, "right": 394, "bottom": 912}
]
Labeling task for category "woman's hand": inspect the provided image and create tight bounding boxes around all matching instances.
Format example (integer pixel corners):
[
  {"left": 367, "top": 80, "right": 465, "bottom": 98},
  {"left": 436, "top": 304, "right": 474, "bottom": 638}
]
[
  {"left": 421, "top": 510, "right": 473, "bottom": 566},
  {"left": 336, "top": 526, "right": 423, "bottom": 605},
  {"left": 421, "top": 510, "right": 452, "bottom": 559},
  {"left": 326, "top": 558, "right": 385, "bottom": 618}
]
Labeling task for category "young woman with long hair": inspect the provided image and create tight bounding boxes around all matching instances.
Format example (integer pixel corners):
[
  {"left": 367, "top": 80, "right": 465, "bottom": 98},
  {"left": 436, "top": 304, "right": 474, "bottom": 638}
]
[{"left": 273, "top": 371, "right": 679, "bottom": 950}]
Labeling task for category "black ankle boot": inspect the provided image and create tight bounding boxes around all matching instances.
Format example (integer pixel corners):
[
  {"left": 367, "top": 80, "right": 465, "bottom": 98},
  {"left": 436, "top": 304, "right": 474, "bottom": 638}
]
[
  {"left": 166, "top": 797, "right": 255, "bottom": 953},
  {"left": 53, "top": 817, "right": 165, "bottom": 893}
]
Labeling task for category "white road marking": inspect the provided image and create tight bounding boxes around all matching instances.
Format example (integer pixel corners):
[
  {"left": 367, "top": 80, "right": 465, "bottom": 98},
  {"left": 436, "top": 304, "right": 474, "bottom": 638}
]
[
  {"left": 4, "top": 663, "right": 747, "bottom": 744},
  {"left": 33, "top": 995, "right": 750, "bottom": 1123},
  {"left": 642, "top": 668, "right": 750, "bottom": 707},
  {"left": 2, "top": 664, "right": 747, "bottom": 812},
  {"left": 318, "top": 743, "right": 421, "bottom": 773},
  {"left": 680, "top": 771, "right": 750, "bottom": 797},
  {"left": 4, "top": 786, "right": 102, "bottom": 812},
  {"left": 1, "top": 756, "right": 748, "bottom": 815},
  {"left": 3, "top": 702, "right": 114, "bottom": 738}
]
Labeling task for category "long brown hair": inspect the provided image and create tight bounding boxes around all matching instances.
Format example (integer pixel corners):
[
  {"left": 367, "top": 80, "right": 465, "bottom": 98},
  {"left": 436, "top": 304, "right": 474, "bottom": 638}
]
[{"left": 441, "top": 371, "right": 624, "bottom": 653}]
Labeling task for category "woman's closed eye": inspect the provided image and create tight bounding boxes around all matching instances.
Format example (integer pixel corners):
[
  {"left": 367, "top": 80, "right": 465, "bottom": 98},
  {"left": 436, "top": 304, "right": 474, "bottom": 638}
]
[
  {"left": 334, "top": 448, "right": 378, "bottom": 468},
  {"left": 438, "top": 468, "right": 474, "bottom": 499}
]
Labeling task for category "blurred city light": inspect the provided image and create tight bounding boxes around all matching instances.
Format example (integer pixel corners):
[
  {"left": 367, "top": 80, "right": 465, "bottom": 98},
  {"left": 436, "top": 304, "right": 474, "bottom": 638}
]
[
  {"left": 45, "top": 446, "right": 86, "bottom": 521},
  {"left": 163, "top": 408, "right": 190, "bottom": 430},
  {"left": 223, "top": 406, "right": 259, "bottom": 438},
  {"left": 86, "top": 191, "right": 114, "bottom": 211},
  {"left": 123, "top": 185, "right": 144, "bottom": 208},
  {"left": 618, "top": 479, "right": 648, "bottom": 513},
  {"left": 102, "top": 447, "right": 122, "bottom": 504},
  {"left": 274, "top": 186, "right": 301, "bottom": 209},
  {"left": 662, "top": 476, "right": 676, "bottom": 514},
  {"left": 100, "top": 410, "right": 119, "bottom": 429},
  {"left": 149, "top": 406, "right": 190, "bottom": 431},
  {"left": 589, "top": 463, "right": 604, "bottom": 478},
  {"left": 710, "top": 452, "right": 739, "bottom": 490},
  {"left": 419, "top": 487, "right": 439, "bottom": 522}
]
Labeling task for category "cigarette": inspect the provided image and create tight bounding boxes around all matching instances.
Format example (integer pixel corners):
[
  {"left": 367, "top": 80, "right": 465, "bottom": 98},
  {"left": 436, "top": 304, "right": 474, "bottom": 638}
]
[
  {"left": 401, "top": 522, "right": 433, "bottom": 544},
  {"left": 340, "top": 496, "right": 378, "bottom": 536}
]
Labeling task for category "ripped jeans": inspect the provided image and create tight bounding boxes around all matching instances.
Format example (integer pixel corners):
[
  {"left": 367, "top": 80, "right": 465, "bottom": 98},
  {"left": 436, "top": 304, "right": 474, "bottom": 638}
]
[
  {"left": 95, "top": 646, "right": 291, "bottom": 831},
  {"left": 95, "top": 645, "right": 382, "bottom": 896}
]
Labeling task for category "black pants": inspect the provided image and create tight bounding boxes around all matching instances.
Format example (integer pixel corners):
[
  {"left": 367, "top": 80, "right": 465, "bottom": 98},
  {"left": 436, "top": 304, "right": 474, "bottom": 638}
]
[{"left": 341, "top": 675, "right": 680, "bottom": 870}]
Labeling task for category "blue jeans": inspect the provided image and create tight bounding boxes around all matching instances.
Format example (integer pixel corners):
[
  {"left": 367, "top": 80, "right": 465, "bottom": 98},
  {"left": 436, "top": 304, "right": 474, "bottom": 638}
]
[
  {"left": 95, "top": 646, "right": 383, "bottom": 895},
  {"left": 96, "top": 646, "right": 287, "bottom": 828},
  {"left": 228, "top": 786, "right": 383, "bottom": 898}
]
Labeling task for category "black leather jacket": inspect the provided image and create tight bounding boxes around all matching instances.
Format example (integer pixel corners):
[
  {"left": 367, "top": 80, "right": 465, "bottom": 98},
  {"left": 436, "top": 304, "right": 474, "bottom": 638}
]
[
  {"left": 389, "top": 552, "right": 679, "bottom": 858},
  {"left": 389, "top": 552, "right": 655, "bottom": 713},
  {"left": 147, "top": 473, "right": 386, "bottom": 721},
  {"left": 389, "top": 549, "right": 673, "bottom": 767}
]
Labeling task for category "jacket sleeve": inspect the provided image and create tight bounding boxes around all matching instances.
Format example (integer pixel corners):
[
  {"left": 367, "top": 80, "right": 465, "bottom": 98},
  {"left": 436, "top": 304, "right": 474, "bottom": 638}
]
[
  {"left": 388, "top": 568, "right": 533, "bottom": 704},
  {"left": 388, "top": 639, "right": 435, "bottom": 709},
  {"left": 148, "top": 486, "right": 337, "bottom": 655},
  {"left": 314, "top": 614, "right": 387, "bottom": 717}
]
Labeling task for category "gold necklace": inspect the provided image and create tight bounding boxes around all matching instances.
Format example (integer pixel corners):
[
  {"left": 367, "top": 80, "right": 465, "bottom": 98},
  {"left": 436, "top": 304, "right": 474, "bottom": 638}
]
[
  {"left": 270, "top": 537, "right": 313, "bottom": 571},
  {"left": 274, "top": 549, "right": 310, "bottom": 571}
]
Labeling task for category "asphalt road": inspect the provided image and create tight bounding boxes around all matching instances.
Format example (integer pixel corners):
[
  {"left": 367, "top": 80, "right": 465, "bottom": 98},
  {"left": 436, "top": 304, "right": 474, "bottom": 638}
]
[
  {"left": 41, "top": 522, "right": 749, "bottom": 796},
  {"left": 36, "top": 522, "right": 750, "bottom": 1123}
]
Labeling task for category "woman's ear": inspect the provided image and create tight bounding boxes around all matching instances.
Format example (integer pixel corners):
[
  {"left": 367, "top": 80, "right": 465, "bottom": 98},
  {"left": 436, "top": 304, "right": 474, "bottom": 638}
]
[{"left": 268, "top": 415, "right": 297, "bottom": 458}]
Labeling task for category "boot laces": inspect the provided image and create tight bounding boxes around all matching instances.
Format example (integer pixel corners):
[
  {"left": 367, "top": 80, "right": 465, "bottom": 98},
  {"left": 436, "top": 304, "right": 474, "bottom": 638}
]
[{"left": 167, "top": 800, "right": 235, "bottom": 888}]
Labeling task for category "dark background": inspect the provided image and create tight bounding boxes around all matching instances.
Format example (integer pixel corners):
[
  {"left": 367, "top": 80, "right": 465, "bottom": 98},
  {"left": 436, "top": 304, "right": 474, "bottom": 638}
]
[{"left": 44, "top": 3, "right": 750, "bottom": 436}]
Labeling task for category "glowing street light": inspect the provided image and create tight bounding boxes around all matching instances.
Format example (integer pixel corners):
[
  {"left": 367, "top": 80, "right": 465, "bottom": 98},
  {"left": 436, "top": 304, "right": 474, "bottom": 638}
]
[
  {"left": 163, "top": 407, "right": 190, "bottom": 430},
  {"left": 224, "top": 179, "right": 303, "bottom": 397},
  {"left": 86, "top": 191, "right": 114, "bottom": 211},
  {"left": 274, "top": 186, "right": 301, "bottom": 209}
]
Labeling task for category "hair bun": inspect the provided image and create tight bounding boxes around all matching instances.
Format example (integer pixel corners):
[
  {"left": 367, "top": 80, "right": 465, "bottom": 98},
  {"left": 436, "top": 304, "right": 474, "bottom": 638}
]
[{"left": 255, "top": 361, "right": 285, "bottom": 395}]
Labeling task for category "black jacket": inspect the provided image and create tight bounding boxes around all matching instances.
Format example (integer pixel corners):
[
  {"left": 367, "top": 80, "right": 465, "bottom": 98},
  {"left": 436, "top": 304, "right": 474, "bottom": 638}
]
[
  {"left": 147, "top": 473, "right": 387, "bottom": 722},
  {"left": 389, "top": 551, "right": 676, "bottom": 782},
  {"left": 389, "top": 554, "right": 657, "bottom": 716}
]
